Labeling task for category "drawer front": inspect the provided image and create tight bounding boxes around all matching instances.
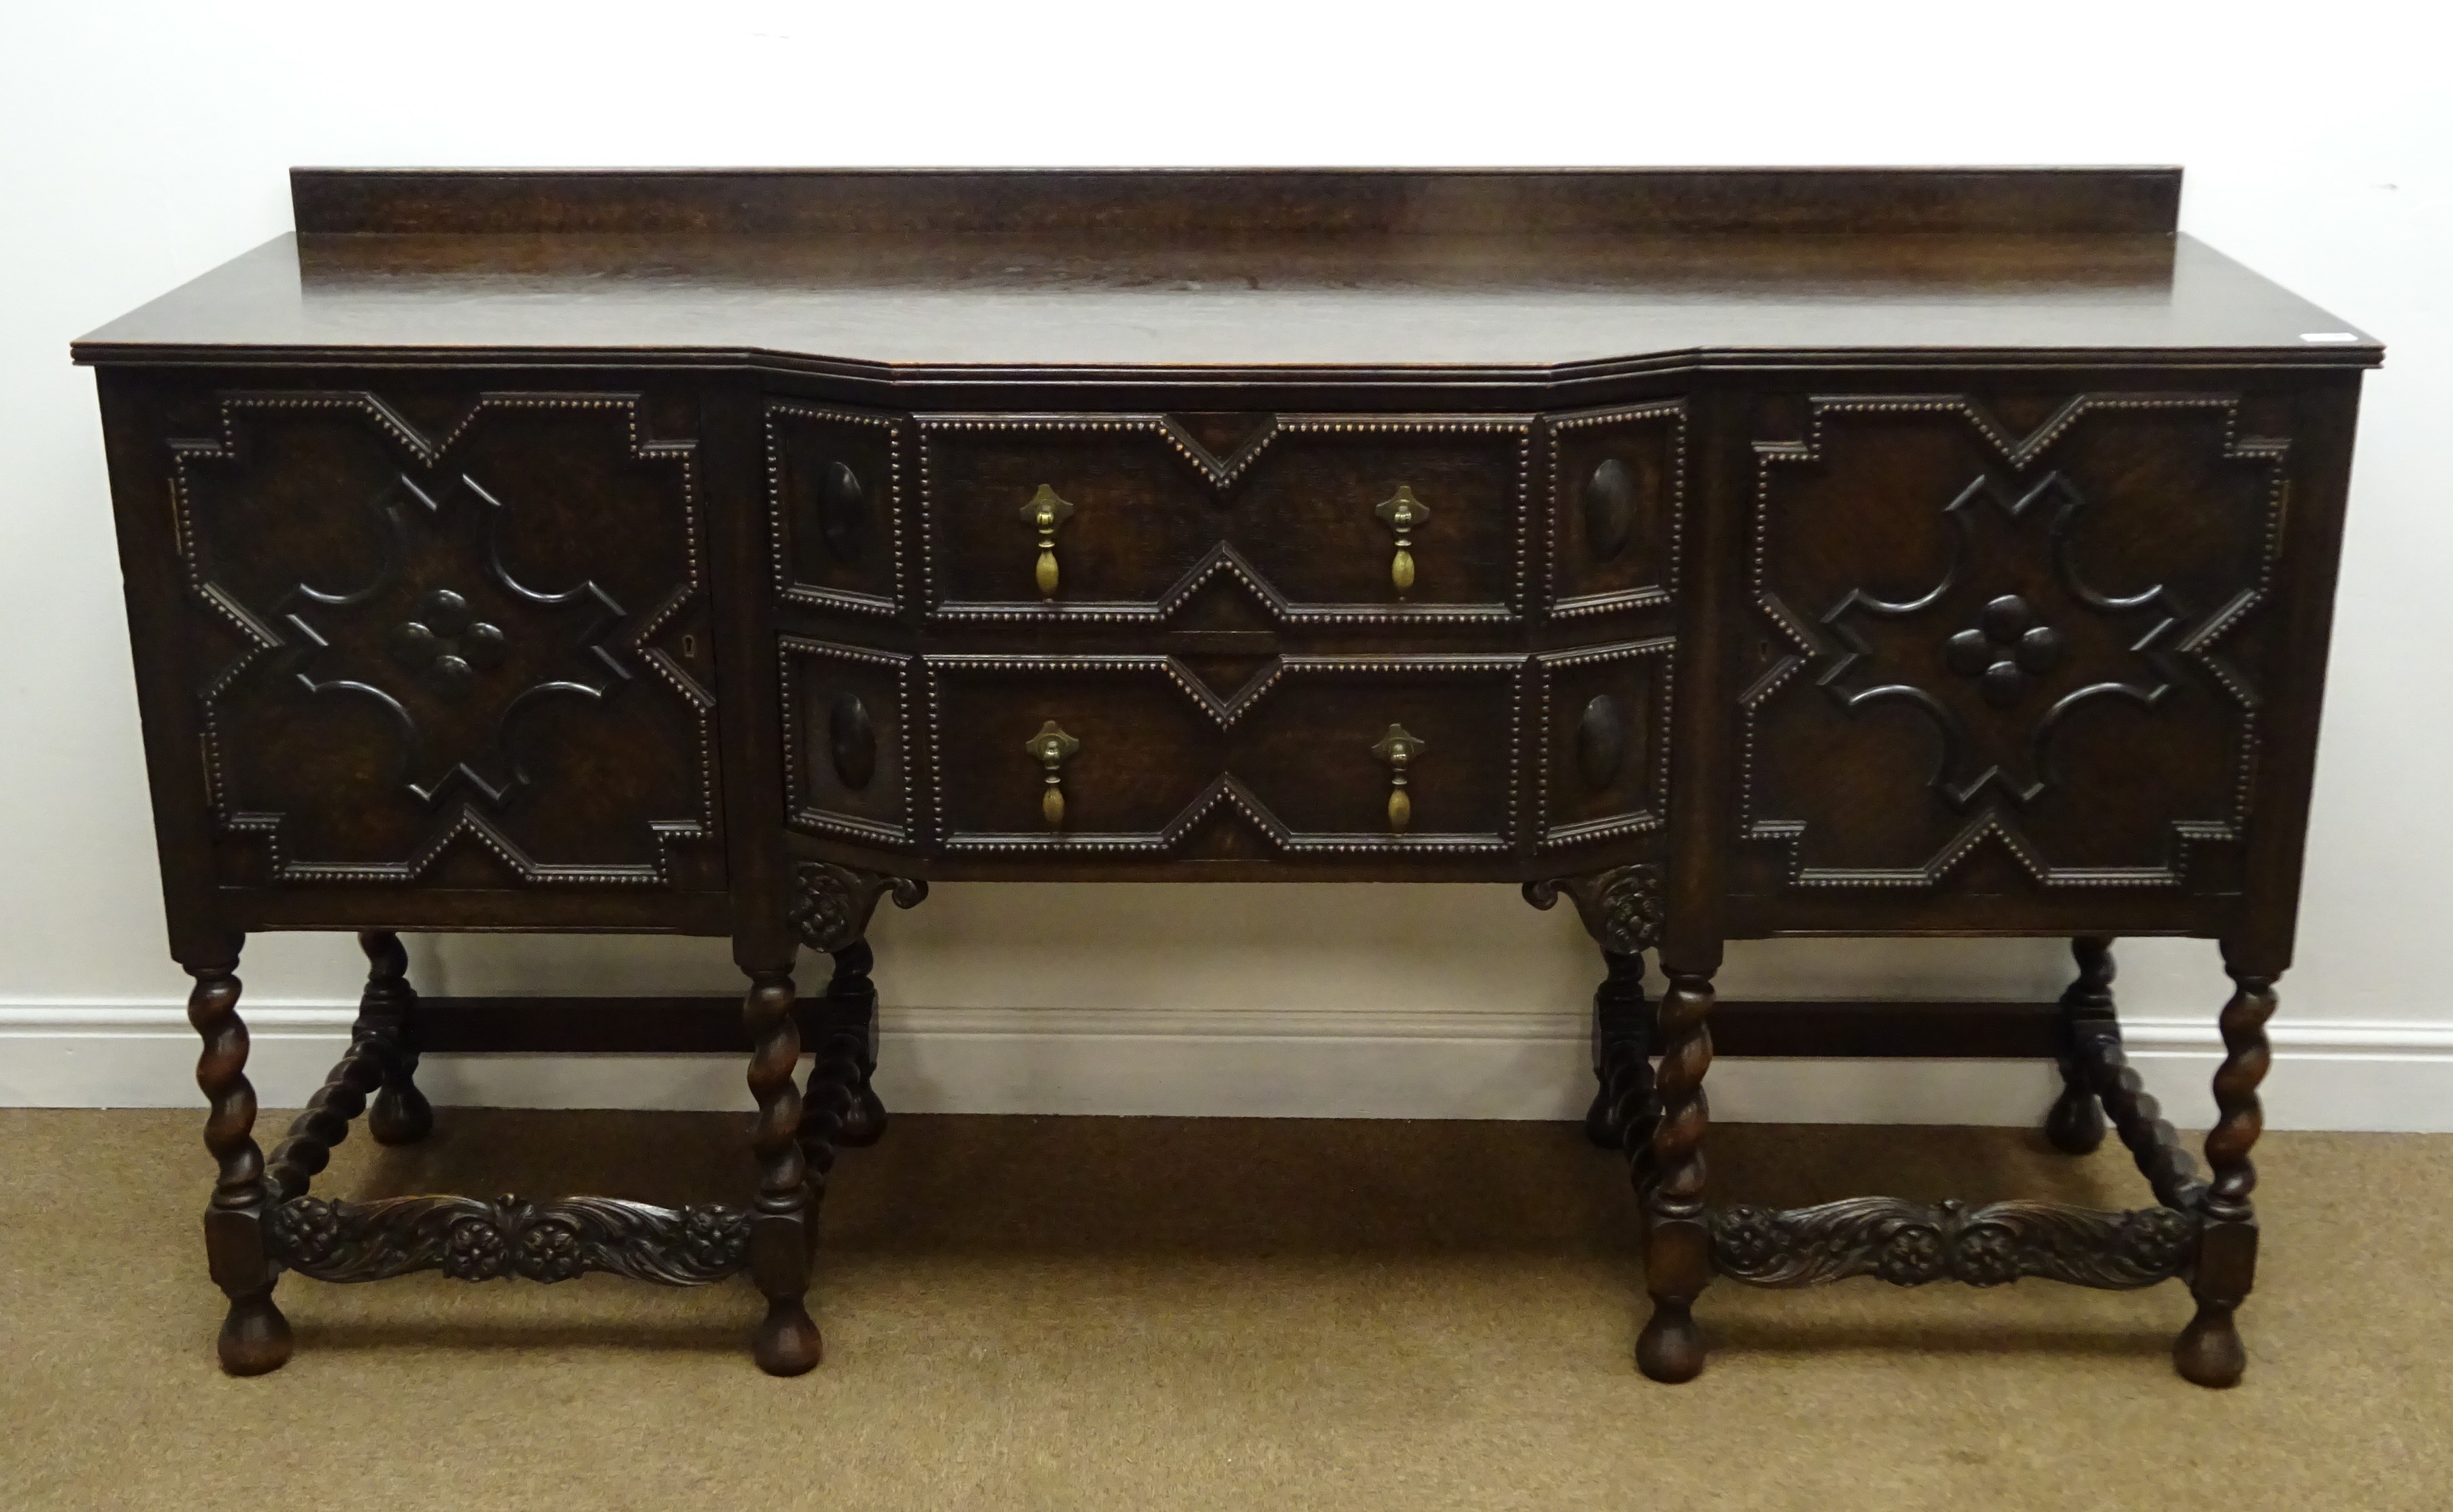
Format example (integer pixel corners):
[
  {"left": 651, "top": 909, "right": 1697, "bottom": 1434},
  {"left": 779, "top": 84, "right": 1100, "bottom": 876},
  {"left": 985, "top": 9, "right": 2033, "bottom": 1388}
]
[
  {"left": 1537, "top": 638, "right": 1676, "bottom": 853},
  {"left": 1738, "top": 390, "right": 2290, "bottom": 894},
  {"left": 768, "top": 400, "right": 905, "bottom": 617},
  {"left": 1546, "top": 400, "right": 1687, "bottom": 619},
  {"left": 781, "top": 638, "right": 915, "bottom": 848},
  {"left": 925, "top": 655, "right": 1524, "bottom": 854},
  {"left": 917, "top": 413, "right": 1532, "bottom": 623},
  {"left": 171, "top": 388, "right": 722, "bottom": 889}
]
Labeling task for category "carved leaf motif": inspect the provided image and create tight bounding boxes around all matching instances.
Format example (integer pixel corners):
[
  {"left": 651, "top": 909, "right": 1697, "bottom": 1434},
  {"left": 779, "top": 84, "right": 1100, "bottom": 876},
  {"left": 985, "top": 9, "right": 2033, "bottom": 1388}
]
[
  {"left": 1709, "top": 1197, "right": 2199, "bottom": 1290},
  {"left": 266, "top": 1195, "right": 752, "bottom": 1286}
]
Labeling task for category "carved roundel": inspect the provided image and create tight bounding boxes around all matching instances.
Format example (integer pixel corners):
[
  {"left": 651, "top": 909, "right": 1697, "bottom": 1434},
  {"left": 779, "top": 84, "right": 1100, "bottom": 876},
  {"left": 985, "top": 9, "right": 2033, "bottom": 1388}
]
[
  {"left": 1583, "top": 458, "right": 1638, "bottom": 563},
  {"left": 1576, "top": 693, "right": 1629, "bottom": 789}
]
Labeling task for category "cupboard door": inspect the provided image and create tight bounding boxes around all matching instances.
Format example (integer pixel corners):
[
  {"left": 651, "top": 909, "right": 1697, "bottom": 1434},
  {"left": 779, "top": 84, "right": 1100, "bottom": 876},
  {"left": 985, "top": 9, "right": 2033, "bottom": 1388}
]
[
  {"left": 1740, "top": 392, "right": 2289, "bottom": 893},
  {"left": 172, "top": 389, "right": 721, "bottom": 889}
]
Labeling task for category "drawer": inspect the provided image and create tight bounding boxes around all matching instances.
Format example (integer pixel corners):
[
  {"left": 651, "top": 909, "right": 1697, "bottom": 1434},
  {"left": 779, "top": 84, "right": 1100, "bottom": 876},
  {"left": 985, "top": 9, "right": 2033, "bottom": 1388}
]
[
  {"left": 1737, "top": 390, "right": 2291, "bottom": 894},
  {"left": 924, "top": 655, "right": 1524, "bottom": 853},
  {"left": 916, "top": 413, "right": 1532, "bottom": 623}
]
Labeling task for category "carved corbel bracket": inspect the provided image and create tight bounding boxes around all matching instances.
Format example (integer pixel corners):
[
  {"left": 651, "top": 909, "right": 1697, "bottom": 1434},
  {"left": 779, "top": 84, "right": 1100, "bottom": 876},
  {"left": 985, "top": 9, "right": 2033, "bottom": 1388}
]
[
  {"left": 1523, "top": 863, "right": 1665, "bottom": 956},
  {"left": 788, "top": 861, "right": 929, "bottom": 953}
]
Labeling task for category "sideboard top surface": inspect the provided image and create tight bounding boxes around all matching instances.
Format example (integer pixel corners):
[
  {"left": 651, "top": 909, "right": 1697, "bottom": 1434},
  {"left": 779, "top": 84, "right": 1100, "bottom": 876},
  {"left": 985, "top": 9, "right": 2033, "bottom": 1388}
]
[{"left": 74, "top": 167, "right": 2380, "bottom": 377}]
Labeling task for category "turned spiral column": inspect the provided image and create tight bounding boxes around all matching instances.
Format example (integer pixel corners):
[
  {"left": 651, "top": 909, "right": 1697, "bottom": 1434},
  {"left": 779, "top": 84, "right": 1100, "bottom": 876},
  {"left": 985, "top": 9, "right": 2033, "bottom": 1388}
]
[
  {"left": 357, "top": 931, "right": 433, "bottom": 1145},
  {"left": 1636, "top": 966, "right": 1715, "bottom": 1383},
  {"left": 813, "top": 940, "right": 888, "bottom": 1151},
  {"left": 187, "top": 957, "right": 291, "bottom": 1375},
  {"left": 264, "top": 1037, "right": 385, "bottom": 1202},
  {"left": 2175, "top": 963, "right": 2276, "bottom": 1388},
  {"left": 743, "top": 966, "right": 819, "bottom": 1375},
  {"left": 2046, "top": 937, "right": 2116, "bottom": 1154},
  {"left": 1585, "top": 950, "right": 1654, "bottom": 1152}
]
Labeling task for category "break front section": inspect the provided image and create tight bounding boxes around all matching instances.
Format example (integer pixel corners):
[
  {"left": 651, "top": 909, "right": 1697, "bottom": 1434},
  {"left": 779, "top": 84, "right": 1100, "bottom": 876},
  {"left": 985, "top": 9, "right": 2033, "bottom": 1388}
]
[{"left": 768, "top": 392, "right": 1690, "bottom": 888}]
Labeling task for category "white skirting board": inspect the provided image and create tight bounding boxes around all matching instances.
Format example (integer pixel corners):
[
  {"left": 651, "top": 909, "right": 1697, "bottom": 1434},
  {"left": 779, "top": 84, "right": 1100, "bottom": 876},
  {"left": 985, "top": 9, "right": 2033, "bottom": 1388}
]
[{"left": 4, "top": 1001, "right": 2452, "bottom": 1131}]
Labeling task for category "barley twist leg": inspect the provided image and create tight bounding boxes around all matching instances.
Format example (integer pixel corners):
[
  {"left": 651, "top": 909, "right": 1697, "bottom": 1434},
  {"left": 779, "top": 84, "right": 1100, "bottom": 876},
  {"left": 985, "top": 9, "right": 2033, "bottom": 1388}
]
[
  {"left": 187, "top": 955, "right": 290, "bottom": 1375},
  {"left": 2046, "top": 936, "right": 2116, "bottom": 1155},
  {"left": 1636, "top": 965, "right": 1714, "bottom": 1383},
  {"left": 743, "top": 967, "right": 819, "bottom": 1375},
  {"left": 2174, "top": 962, "right": 2276, "bottom": 1388}
]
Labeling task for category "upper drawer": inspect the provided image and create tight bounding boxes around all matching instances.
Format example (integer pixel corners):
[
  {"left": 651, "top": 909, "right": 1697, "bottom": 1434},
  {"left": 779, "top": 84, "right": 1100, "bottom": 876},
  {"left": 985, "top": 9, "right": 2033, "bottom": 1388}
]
[{"left": 916, "top": 413, "right": 1534, "bottom": 624}]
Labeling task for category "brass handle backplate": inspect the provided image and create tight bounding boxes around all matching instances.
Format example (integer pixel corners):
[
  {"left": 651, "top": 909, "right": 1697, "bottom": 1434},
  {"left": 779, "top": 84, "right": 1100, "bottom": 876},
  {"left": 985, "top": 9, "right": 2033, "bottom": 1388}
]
[
  {"left": 1020, "top": 484, "right": 1077, "bottom": 599},
  {"left": 1373, "top": 484, "right": 1432, "bottom": 598},
  {"left": 1370, "top": 723, "right": 1426, "bottom": 832},
  {"left": 1025, "top": 719, "right": 1081, "bottom": 827}
]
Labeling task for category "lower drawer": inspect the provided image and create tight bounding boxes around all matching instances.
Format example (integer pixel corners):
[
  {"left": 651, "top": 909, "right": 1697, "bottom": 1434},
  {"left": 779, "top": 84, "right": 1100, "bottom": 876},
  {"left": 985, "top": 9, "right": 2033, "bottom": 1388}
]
[{"left": 924, "top": 655, "right": 1524, "bottom": 855}]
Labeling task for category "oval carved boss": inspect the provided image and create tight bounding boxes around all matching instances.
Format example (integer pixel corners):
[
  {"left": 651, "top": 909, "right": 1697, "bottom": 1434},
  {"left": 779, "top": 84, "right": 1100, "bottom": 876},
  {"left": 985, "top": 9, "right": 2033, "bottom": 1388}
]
[
  {"left": 828, "top": 693, "right": 877, "bottom": 791},
  {"left": 1583, "top": 458, "right": 1637, "bottom": 563},
  {"left": 1576, "top": 693, "right": 1627, "bottom": 791},
  {"left": 817, "top": 460, "right": 866, "bottom": 560}
]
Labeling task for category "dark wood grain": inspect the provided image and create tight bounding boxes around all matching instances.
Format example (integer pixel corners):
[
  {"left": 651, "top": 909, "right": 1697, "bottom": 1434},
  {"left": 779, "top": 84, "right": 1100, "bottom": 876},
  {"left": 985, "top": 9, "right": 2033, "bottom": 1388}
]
[
  {"left": 85, "top": 167, "right": 2374, "bottom": 1384},
  {"left": 289, "top": 167, "right": 2188, "bottom": 237},
  {"left": 73, "top": 231, "right": 2377, "bottom": 379}
]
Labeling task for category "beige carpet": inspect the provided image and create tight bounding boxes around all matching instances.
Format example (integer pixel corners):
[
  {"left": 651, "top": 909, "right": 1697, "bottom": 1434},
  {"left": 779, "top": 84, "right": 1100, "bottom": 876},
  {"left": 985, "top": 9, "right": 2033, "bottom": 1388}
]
[{"left": 1, "top": 1106, "right": 2446, "bottom": 1511}]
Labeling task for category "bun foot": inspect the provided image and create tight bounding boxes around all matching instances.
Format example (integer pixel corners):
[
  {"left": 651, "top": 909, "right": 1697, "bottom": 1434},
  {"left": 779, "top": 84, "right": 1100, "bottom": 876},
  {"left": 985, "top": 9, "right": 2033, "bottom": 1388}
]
[
  {"left": 2044, "top": 1084, "right": 2107, "bottom": 1155},
  {"left": 368, "top": 1083, "right": 435, "bottom": 1146},
  {"left": 2173, "top": 1301, "right": 2246, "bottom": 1388},
  {"left": 1583, "top": 1082, "right": 1622, "bottom": 1149},
  {"left": 752, "top": 1297, "right": 823, "bottom": 1376},
  {"left": 834, "top": 1082, "right": 889, "bottom": 1150},
  {"left": 217, "top": 1292, "right": 293, "bottom": 1376},
  {"left": 1636, "top": 1299, "right": 1705, "bottom": 1383}
]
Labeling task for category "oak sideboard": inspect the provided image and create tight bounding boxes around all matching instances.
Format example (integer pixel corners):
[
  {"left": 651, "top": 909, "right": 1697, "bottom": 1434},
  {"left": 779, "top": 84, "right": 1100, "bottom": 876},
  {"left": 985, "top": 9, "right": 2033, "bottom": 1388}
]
[{"left": 77, "top": 167, "right": 2379, "bottom": 1384}]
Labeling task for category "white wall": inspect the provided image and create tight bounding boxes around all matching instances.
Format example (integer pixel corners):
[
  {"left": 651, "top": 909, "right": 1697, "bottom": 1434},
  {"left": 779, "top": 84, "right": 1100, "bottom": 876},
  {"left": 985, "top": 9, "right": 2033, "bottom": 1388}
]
[{"left": 3, "top": 2, "right": 2446, "bottom": 1127}]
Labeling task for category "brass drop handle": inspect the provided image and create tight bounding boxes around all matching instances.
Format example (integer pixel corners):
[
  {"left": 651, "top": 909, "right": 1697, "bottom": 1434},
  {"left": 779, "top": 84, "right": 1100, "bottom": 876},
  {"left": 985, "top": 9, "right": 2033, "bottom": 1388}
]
[
  {"left": 1025, "top": 719, "right": 1081, "bottom": 827},
  {"left": 1373, "top": 484, "right": 1432, "bottom": 598},
  {"left": 1020, "top": 483, "right": 1077, "bottom": 599},
  {"left": 1371, "top": 723, "right": 1426, "bottom": 833}
]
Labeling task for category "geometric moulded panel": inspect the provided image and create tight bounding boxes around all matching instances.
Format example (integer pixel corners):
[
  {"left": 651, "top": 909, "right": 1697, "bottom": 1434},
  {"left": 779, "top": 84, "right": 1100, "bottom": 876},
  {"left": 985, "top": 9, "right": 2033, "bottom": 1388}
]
[
  {"left": 171, "top": 390, "right": 720, "bottom": 887},
  {"left": 1740, "top": 392, "right": 2289, "bottom": 891},
  {"left": 1537, "top": 638, "right": 1675, "bottom": 853},
  {"left": 781, "top": 637, "right": 914, "bottom": 848},
  {"left": 768, "top": 399, "right": 907, "bottom": 618}
]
